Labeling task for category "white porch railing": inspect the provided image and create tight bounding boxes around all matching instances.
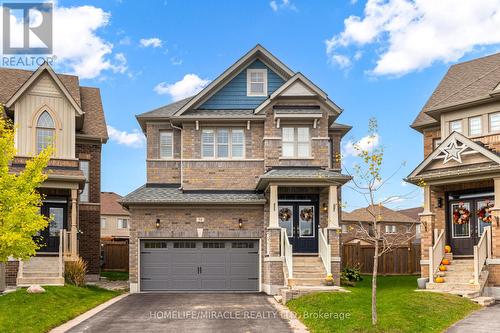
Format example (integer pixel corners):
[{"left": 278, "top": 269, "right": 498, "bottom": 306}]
[
  {"left": 58, "top": 229, "right": 64, "bottom": 278},
  {"left": 473, "top": 226, "right": 491, "bottom": 284},
  {"left": 281, "top": 228, "right": 293, "bottom": 279},
  {"left": 62, "top": 229, "right": 72, "bottom": 258},
  {"left": 429, "top": 229, "right": 445, "bottom": 283},
  {"left": 319, "top": 228, "right": 331, "bottom": 275}
]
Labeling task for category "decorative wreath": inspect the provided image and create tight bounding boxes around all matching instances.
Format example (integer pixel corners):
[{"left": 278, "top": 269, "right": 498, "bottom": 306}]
[
  {"left": 300, "top": 208, "right": 314, "bottom": 222},
  {"left": 279, "top": 208, "right": 292, "bottom": 222},
  {"left": 453, "top": 202, "right": 470, "bottom": 225},
  {"left": 478, "top": 201, "right": 494, "bottom": 223}
]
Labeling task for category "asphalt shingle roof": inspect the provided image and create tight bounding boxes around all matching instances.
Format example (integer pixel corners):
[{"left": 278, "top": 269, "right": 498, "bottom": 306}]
[
  {"left": 101, "top": 192, "right": 130, "bottom": 215},
  {"left": 121, "top": 184, "right": 266, "bottom": 206},
  {"left": 260, "top": 168, "right": 350, "bottom": 180},
  {"left": 138, "top": 97, "right": 192, "bottom": 118},
  {"left": 342, "top": 205, "right": 417, "bottom": 223}
]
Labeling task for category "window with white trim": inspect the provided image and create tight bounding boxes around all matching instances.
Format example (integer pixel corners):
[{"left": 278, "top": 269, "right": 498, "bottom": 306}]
[
  {"left": 385, "top": 225, "right": 397, "bottom": 234},
  {"left": 160, "top": 131, "right": 173, "bottom": 158},
  {"left": 117, "top": 218, "right": 128, "bottom": 229},
  {"left": 282, "top": 127, "right": 311, "bottom": 158},
  {"left": 100, "top": 218, "right": 106, "bottom": 229},
  {"left": 36, "top": 111, "right": 55, "bottom": 153},
  {"left": 201, "top": 128, "right": 245, "bottom": 159},
  {"left": 490, "top": 113, "right": 500, "bottom": 132},
  {"left": 79, "top": 161, "right": 89, "bottom": 202},
  {"left": 341, "top": 224, "right": 348, "bottom": 233},
  {"left": 246, "top": 69, "right": 267, "bottom": 96},
  {"left": 469, "top": 117, "right": 482, "bottom": 136},
  {"left": 450, "top": 120, "right": 462, "bottom": 133}
]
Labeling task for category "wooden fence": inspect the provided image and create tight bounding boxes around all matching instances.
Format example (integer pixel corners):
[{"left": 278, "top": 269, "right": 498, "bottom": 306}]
[
  {"left": 102, "top": 241, "right": 129, "bottom": 272},
  {"left": 342, "top": 242, "right": 421, "bottom": 275}
]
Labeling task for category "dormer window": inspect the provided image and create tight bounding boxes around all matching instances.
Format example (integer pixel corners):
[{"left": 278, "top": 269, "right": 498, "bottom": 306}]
[
  {"left": 450, "top": 120, "right": 462, "bottom": 133},
  {"left": 36, "top": 111, "right": 55, "bottom": 153},
  {"left": 247, "top": 69, "right": 267, "bottom": 96}
]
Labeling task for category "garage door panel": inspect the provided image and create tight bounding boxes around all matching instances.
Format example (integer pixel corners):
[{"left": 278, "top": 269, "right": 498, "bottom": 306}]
[
  {"left": 170, "top": 279, "right": 201, "bottom": 290},
  {"left": 201, "top": 279, "right": 227, "bottom": 290},
  {"left": 230, "top": 279, "right": 258, "bottom": 290},
  {"left": 171, "top": 252, "right": 200, "bottom": 263},
  {"left": 140, "top": 252, "right": 169, "bottom": 265},
  {"left": 170, "top": 264, "right": 199, "bottom": 276}
]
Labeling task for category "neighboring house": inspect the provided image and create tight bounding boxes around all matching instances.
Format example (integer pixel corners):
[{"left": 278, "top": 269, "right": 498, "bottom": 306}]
[
  {"left": 3, "top": 63, "right": 107, "bottom": 286},
  {"left": 122, "top": 45, "right": 351, "bottom": 294},
  {"left": 341, "top": 205, "right": 418, "bottom": 245},
  {"left": 101, "top": 192, "right": 130, "bottom": 241},
  {"left": 406, "top": 53, "right": 500, "bottom": 296},
  {"left": 398, "top": 207, "right": 424, "bottom": 241}
]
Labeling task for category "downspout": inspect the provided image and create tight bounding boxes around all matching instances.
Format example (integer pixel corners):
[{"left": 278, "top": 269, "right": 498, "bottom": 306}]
[{"left": 169, "top": 120, "right": 183, "bottom": 190}]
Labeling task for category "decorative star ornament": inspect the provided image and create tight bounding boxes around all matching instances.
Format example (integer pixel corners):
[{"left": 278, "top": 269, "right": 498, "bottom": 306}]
[{"left": 439, "top": 140, "right": 467, "bottom": 164}]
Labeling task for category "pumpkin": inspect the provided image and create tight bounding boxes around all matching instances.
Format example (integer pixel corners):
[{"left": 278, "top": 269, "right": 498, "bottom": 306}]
[
  {"left": 441, "top": 259, "right": 450, "bottom": 265},
  {"left": 444, "top": 245, "right": 452, "bottom": 253},
  {"left": 325, "top": 273, "right": 334, "bottom": 282},
  {"left": 435, "top": 277, "right": 445, "bottom": 283},
  {"left": 469, "top": 279, "right": 475, "bottom": 284},
  {"left": 439, "top": 265, "right": 447, "bottom": 271}
]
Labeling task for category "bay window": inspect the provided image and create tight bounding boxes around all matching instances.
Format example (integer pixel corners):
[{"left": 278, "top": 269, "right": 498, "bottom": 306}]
[
  {"left": 202, "top": 128, "right": 245, "bottom": 159},
  {"left": 282, "top": 127, "right": 311, "bottom": 158}
]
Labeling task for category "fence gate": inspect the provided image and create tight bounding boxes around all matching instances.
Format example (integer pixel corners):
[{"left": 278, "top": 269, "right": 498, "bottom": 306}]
[{"left": 102, "top": 241, "right": 129, "bottom": 271}]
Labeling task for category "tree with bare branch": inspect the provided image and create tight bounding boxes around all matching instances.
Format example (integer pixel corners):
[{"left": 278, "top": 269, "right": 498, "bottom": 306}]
[{"left": 341, "top": 118, "right": 418, "bottom": 325}]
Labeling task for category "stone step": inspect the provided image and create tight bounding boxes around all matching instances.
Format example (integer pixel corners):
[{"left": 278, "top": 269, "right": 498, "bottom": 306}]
[
  {"left": 288, "top": 278, "right": 325, "bottom": 287},
  {"left": 22, "top": 272, "right": 60, "bottom": 278},
  {"left": 471, "top": 297, "right": 496, "bottom": 306},
  {"left": 17, "top": 277, "right": 64, "bottom": 286},
  {"left": 293, "top": 268, "right": 326, "bottom": 274},
  {"left": 426, "top": 282, "right": 480, "bottom": 292},
  {"left": 449, "top": 290, "right": 481, "bottom": 298},
  {"left": 292, "top": 272, "right": 326, "bottom": 279}
]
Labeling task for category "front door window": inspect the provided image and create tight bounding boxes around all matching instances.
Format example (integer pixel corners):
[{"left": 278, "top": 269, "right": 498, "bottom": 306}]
[
  {"left": 278, "top": 206, "right": 293, "bottom": 237},
  {"left": 299, "top": 206, "right": 314, "bottom": 237},
  {"left": 49, "top": 207, "right": 64, "bottom": 236},
  {"left": 278, "top": 200, "right": 318, "bottom": 253},
  {"left": 476, "top": 199, "right": 494, "bottom": 237},
  {"left": 451, "top": 202, "right": 471, "bottom": 238}
]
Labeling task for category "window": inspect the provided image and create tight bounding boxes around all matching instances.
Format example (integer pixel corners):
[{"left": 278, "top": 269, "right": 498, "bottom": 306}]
[
  {"left": 469, "top": 117, "right": 482, "bottom": 136},
  {"left": 160, "top": 131, "right": 173, "bottom": 158},
  {"left": 36, "top": 111, "right": 55, "bottom": 153},
  {"left": 282, "top": 127, "right": 311, "bottom": 158},
  {"left": 173, "top": 241, "right": 196, "bottom": 248},
  {"left": 449, "top": 120, "right": 462, "bottom": 133},
  {"left": 433, "top": 138, "right": 442, "bottom": 149},
  {"left": 117, "top": 218, "right": 128, "bottom": 229},
  {"left": 490, "top": 113, "right": 500, "bottom": 132},
  {"left": 232, "top": 242, "right": 255, "bottom": 248},
  {"left": 201, "top": 128, "right": 245, "bottom": 158},
  {"left": 144, "top": 241, "right": 167, "bottom": 249},
  {"left": 100, "top": 218, "right": 106, "bottom": 229},
  {"left": 247, "top": 69, "right": 267, "bottom": 96},
  {"left": 79, "top": 161, "right": 89, "bottom": 202},
  {"left": 203, "top": 241, "right": 225, "bottom": 248},
  {"left": 341, "top": 224, "right": 348, "bottom": 233},
  {"left": 385, "top": 225, "right": 397, "bottom": 234}
]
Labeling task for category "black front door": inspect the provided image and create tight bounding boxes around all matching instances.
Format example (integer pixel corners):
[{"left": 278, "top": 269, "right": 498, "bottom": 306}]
[
  {"left": 278, "top": 198, "right": 319, "bottom": 253},
  {"left": 448, "top": 196, "right": 493, "bottom": 256},
  {"left": 38, "top": 203, "right": 67, "bottom": 252}
]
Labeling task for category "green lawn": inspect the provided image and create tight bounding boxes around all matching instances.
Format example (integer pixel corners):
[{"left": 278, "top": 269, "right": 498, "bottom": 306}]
[
  {"left": 287, "top": 275, "right": 480, "bottom": 333},
  {"left": 0, "top": 285, "right": 120, "bottom": 333},
  {"left": 100, "top": 271, "right": 129, "bottom": 281}
]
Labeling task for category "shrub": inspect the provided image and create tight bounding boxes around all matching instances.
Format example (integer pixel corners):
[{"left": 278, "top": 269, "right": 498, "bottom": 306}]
[
  {"left": 65, "top": 257, "right": 87, "bottom": 286},
  {"left": 342, "top": 265, "right": 363, "bottom": 283}
]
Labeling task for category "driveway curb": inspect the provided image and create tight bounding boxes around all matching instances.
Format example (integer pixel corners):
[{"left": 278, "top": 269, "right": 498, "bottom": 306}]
[
  {"left": 267, "top": 296, "right": 309, "bottom": 333},
  {"left": 49, "top": 293, "right": 129, "bottom": 333}
]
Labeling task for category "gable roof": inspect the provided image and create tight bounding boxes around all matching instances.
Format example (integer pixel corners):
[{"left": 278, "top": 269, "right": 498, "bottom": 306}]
[
  {"left": 79, "top": 87, "right": 108, "bottom": 140},
  {"left": 398, "top": 207, "right": 424, "bottom": 221},
  {"left": 174, "top": 44, "right": 294, "bottom": 116},
  {"left": 101, "top": 192, "right": 130, "bottom": 215},
  {"left": 342, "top": 205, "right": 416, "bottom": 223},
  {"left": 412, "top": 52, "right": 500, "bottom": 131}
]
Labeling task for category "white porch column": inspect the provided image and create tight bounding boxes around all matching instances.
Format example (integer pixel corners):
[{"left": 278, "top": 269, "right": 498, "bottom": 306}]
[
  {"left": 328, "top": 185, "right": 339, "bottom": 228},
  {"left": 70, "top": 189, "right": 78, "bottom": 257},
  {"left": 269, "top": 185, "right": 278, "bottom": 228}
]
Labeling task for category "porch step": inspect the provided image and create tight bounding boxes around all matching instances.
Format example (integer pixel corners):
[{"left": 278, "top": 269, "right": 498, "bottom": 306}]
[
  {"left": 22, "top": 272, "right": 60, "bottom": 278},
  {"left": 293, "top": 272, "right": 326, "bottom": 279},
  {"left": 288, "top": 278, "right": 325, "bottom": 287},
  {"left": 16, "top": 277, "right": 64, "bottom": 286},
  {"left": 471, "top": 296, "right": 496, "bottom": 306},
  {"left": 426, "top": 282, "right": 480, "bottom": 292}
]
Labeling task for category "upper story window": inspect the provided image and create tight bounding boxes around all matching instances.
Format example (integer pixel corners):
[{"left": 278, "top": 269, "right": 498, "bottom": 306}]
[
  {"left": 385, "top": 225, "right": 397, "bottom": 234},
  {"left": 79, "top": 161, "right": 89, "bottom": 202},
  {"left": 202, "top": 128, "right": 245, "bottom": 159},
  {"left": 449, "top": 120, "right": 462, "bottom": 133},
  {"left": 490, "top": 112, "right": 500, "bottom": 133},
  {"left": 117, "top": 218, "right": 128, "bottom": 229},
  {"left": 469, "top": 116, "right": 482, "bottom": 136},
  {"left": 246, "top": 69, "right": 267, "bottom": 96},
  {"left": 36, "top": 111, "right": 55, "bottom": 153},
  {"left": 100, "top": 218, "right": 106, "bottom": 229},
  {"left": 160, "top": 131, "right": 173, "bottom": 159},
  {"left": 282, "top": 127, "right": 311, "bottom": 158}
]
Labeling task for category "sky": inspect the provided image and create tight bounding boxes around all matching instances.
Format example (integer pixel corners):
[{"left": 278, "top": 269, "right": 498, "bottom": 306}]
[{"left": 7, "top": 0, "right": 500, "bottom": 211}]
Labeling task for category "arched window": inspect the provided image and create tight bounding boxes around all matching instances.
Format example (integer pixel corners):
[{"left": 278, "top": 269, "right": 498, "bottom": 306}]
[{"left": 36, "top": 111, "right": 55, "bottom": 153}]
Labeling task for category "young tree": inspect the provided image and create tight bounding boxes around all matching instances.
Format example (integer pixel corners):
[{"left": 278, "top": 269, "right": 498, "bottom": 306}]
[
  {"left": 0, "top": 111, "right": 52, "bottom": 290},
  {"left": 342, "top": 118, "right": 417, "bottom": 325}
]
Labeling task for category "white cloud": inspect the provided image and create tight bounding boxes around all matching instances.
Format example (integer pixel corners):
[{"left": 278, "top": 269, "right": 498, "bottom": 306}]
[
  {"left": 107, "top": 126, "right": 145, "bottom": 148},
  {"left": 343, "top": 134, "right": 380, "bottom": 157},
  {"left": 139, "top": 37, "right": 162, "bottom": 48},
  {"left": 119, "top": 36, "right": 131, "bottom": 45},
  {"left": 170, "top": 56, "right": 183, "bottom": 65},
  {"left": 270, "top": 0, "right": 297, "bottom": 12},
  {"left": 330, "top": 54, "right": 352, "bottom": 69},
  {"left": 154, "top": 74, "right": 210, "bottom": 101},
  {"left": 326, "top": 0, "right": 500, "bottom": 76}
]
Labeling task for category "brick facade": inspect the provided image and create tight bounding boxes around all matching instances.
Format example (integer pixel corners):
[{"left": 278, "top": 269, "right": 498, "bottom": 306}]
[{"left": 5, "top": 261, "right": 19, "bottom": 286}]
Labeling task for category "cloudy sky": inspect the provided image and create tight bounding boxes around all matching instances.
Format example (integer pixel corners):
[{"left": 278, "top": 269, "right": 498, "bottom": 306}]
[{"left": 8, "top": 0, "right": 500, "bottom": 211}]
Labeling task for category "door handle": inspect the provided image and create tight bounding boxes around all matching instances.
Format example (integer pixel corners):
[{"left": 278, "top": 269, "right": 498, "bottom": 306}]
[{"left": 200, "top": 267, "right": 202, "bottom": 274}]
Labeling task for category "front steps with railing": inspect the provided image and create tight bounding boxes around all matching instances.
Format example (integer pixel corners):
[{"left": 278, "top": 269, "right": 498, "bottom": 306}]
[
  {"left": 287, "top": 255, "right": 327, "bottom": 287},
  {"left": 16, "top": 256, "right": 64, "bottom": 286}
]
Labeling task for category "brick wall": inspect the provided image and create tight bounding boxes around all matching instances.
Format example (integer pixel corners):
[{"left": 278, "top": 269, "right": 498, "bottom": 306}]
[
  {"left": 423, "top": 126, "right": 441, "bottom": 158},
  {"left": 6, "top": 261, "right": 19, "bottom": 286},
  {"left": 146, "top": 122, "right": 182, "bottom": 184}
]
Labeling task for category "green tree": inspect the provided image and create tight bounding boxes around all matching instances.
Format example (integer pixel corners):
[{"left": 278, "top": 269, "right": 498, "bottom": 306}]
[{"left": 0, "top": 111, "right": 52, "bottom": 289}]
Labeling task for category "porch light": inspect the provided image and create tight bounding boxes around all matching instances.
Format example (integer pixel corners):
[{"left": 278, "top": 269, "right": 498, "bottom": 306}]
[
  {"left": 238, "top": 218, "right": 243, "bottom": 229},
  {"left": 155, "top": 219, "right": 161, "bottom": 229},
  {"left": 322, "top": 203, "right": 328, "bottom": 212},
  {"left": 437, "top": 197, "right": 443, "bottom": 208}
]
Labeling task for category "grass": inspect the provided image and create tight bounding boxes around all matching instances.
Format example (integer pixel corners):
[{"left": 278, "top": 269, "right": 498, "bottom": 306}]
[
  {"left": 0, "top": 285, "right": 120, "bottom": 333},
  {"left": 100, "top": 271, "right": 129, "bottom": 281},
  {"left": 287, "top": 275, "right": 481, "bottom": 333}
]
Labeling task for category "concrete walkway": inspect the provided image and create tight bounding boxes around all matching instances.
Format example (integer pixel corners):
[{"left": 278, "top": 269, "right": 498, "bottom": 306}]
[{"left": 446, "top": 303, "right": 500, "bottom": 333}]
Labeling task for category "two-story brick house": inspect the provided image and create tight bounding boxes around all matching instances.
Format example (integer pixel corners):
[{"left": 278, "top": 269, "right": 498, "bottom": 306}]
[
  {"left": 406, "top": 53, "right": 500, "bottom": 297},
  {"left": 122, "top": 45, "right": 351, "bottom": 294},
  {"left": 2, "top": 63, "right": 107, "bottom": 286}
]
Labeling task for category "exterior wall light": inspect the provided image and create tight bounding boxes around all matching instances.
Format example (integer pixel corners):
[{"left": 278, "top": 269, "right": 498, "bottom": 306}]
[
  {"left": 155, "top": 219, "right": 161, "bottom": 229},
  {"left": 322, "top": 203, "right": 328, "bottom": 212},
  {"left": 238, "top": 218, "right": 243, "bottom": 229}
]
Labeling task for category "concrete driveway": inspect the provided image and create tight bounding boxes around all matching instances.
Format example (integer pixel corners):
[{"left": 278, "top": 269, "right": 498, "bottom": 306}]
[
  {"left": 67, "top": 293, "right": 293, "bottom": 333},
  {"left": 446, "top": 303, "right": 500, "bottom": 333}
]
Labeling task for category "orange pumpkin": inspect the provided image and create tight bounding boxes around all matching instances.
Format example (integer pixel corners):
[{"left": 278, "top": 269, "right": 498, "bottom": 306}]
[
  {"left": 439, "top": 265, "right": 447, "bottom": 271},
  {"left": 444, "top": 245, "right": 452, "bottom": 253},
  {"left": 435, "top": 277, "right": 445, "bottom": 283},
  {"left": 441, "top": 259, "right": 450, "bottom": 265}
]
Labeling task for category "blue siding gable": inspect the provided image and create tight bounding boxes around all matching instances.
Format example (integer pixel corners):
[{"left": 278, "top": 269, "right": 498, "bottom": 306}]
[{"left": 199, "top": 59, "right": 285, "bottom": 109}]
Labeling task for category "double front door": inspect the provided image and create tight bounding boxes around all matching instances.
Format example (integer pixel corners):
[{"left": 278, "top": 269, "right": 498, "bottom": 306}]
[
  {"left": 38, "top": 203, "right": 67, "bottom": 252},
  {"left": 278, "top": 199, "right": 319, "bottom": 253},
  {"left": 448, "top": 196, "right": 493, "bottom": 256}
]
